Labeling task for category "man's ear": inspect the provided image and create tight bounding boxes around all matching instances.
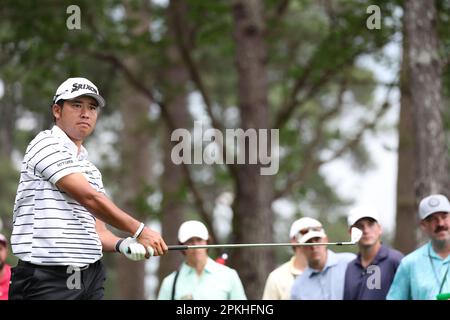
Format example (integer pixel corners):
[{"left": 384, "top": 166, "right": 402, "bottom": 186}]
[
  {"left": 378, "top": 223, "right": 383, "bottom": 236},
  {"left": 52, "top": 104, "right": 62, "bottom": 121},
  {"left": 419, "top": 220, "right": 426, "bottom": 233}
]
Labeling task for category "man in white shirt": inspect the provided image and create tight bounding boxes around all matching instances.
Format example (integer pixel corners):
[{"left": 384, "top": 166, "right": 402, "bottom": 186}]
[
  {"left": 262, "top": 217, "right": 315, "bottom": 299},
  {"left": 9, "top": 77, "right": 168, "bottom": 299}
]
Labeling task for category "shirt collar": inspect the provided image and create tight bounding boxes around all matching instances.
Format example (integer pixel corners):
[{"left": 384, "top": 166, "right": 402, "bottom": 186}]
[
  {"left": 308, "top": 250, "right": 338, "bottom": 276},
  {"left": 425, "top": 242, "right": 450, "bottom": 263},
  {"left": 355, "top": 244, "right": 389, "bottom": 267},
  {"left": 51, "top": 125, "right": 88, "bottom": 160},
  {"left": 288, "top": 256, "right": 304, "bottom": 276},
  {"left": 181, "top": 257, "right": 216, "bottom": 275}
]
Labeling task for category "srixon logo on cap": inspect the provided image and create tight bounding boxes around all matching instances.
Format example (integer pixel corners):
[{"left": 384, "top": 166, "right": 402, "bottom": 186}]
[{"left": 71, "top": 83, "right": 98, "bottom": 94}]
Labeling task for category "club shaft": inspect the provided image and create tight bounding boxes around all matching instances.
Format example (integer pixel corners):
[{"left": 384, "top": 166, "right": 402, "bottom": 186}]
[{"left": 169, "top": 242, "right": 355, "bottom": 250}]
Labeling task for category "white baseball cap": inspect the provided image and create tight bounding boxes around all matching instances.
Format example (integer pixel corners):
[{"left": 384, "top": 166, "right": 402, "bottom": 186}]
[
  {"left": 178, "top": 220, "right": 209, "bottom": 243},
  {"left": 289, "top": 217, "right": 322, "bottom": 238},
  {"left": 289, "top": 217, "right": 326, "bottom": 243},
  {"left": 347, "top": 206, "right": 380, "bottom": 227},
  {"left": 418, "top": 194, "right": 450, "bottom": 220},
  {"left": 53, "top": 77, "right": 106, "bottom": 108}
]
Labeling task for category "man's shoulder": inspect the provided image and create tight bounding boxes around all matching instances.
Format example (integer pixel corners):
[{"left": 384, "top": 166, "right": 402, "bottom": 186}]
[
  {"left": 384, "top": 245, "right": 405, "bottom": 261},
  {"left": 265, "top": 260, "right": 293, "bottom": 283},
  {"left": 336, "top": 252, "right": 357, "bottom": 263},
  {"left": 26, "top": 128, "right": 59, "bottom": 150},
  {"left": 399, "top": 243, "right": 427, "bottom": 265},
  {"left": 269, "top": 260, "right": 291, "bottom": 275}
]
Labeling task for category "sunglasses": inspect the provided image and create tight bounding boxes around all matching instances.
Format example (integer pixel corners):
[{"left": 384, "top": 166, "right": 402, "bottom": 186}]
[{"left": 298, "top": 226, "right": 323, "bottom": 236}]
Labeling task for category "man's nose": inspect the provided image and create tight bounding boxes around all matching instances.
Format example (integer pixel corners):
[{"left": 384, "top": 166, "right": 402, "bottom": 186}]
[{"left": 80, "top": 107, "right": 90, "bottom": 118}]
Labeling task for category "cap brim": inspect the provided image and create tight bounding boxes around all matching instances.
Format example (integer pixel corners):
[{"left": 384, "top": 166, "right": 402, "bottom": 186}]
[
  {"left": 298, "top": 231, "right": 327, "bottom": 244},
  {"left": 82, "top": 93, "right": 106, "bottom": 108},
  {"left": 349, "top": 216, "right": 378, "bottom": 227},
  {"left": 55, "top": 91, "right": 106, "bottom": 108}
]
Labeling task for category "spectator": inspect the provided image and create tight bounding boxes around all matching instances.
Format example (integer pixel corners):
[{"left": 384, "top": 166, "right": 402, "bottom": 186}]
[
  {"left": 291, "top": 218, "right": 355, "bottom": 300},
  {"left": 343, "top": 206, "right": 403, "bottom": 299},
  {"left": 157, "top": 220, "right": 246, "bottom": 300},
  {"left": 387, "top": 194, "right": 450, "bottom": 300},
  {"left": 262, "top": 217, "right": 311, "bottom": 299},
  {"left": 0, "top": 233, "right": 11, "bottom": 300}
]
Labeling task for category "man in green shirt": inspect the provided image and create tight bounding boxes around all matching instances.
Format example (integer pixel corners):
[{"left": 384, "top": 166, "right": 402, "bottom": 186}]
[{"left": 157, "top": 220, "right": 247, "bottom": 300}]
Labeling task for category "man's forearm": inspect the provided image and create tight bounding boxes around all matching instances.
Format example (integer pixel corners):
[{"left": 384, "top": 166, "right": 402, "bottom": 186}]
[
  {"left": 56, "top": 173, "right": 141, "bottom": 236},
  {"left": 96, "top": 219, "right": 121, "bottom": 252},
  {"left": 82, "top": 192, "right": 141, "bottom": 236}
]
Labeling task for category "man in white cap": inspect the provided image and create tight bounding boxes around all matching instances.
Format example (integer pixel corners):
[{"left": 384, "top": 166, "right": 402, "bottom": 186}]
[
  {"left": 9, "top": 77, "right": 168, "bottom": 299},
  {"left": 387, "top": 194, "right": 450, "bottom": 300},
  {"left": 157, "top": 220, "right": 246, "bottom": 300},
  {"left": 343, "top": 206, "right": 403, "bottom": 299},
  {"left": 262, "top": 217, "right": 311, "bottom": 299},
  {"left": 291, "top": 218, "right": 356, "bottom": 300}
]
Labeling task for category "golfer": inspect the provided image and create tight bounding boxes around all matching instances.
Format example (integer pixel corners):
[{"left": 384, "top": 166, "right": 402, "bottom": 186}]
[
  {"left": 9, "top": 77, "right": 168, "bottom": 299},
  {"left": 387, "top": 194, "right": 450, "bottom": 300}
]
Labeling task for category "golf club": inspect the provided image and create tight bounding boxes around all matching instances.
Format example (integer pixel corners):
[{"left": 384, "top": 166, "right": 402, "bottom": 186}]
[{"left": 132, "top": 227, "right": 363, "bottom": 255}]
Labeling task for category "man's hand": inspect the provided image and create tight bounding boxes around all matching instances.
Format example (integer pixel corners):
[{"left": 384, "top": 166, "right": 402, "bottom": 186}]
[
  {"left": 136, "top": 227, "right": 168, "bottom": 257},
  {"left": 118, "top": 237, "right": 147, "bottom": 261}
]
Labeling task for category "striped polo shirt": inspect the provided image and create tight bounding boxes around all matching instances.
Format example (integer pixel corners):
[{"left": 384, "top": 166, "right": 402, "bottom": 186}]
[{"left": 11, "top": 125, "right": 103, "bottom": 267}]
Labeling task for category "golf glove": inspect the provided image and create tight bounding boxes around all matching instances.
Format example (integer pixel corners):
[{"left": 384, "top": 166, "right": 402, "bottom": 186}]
[{"left": 118, "top": 237, "right": 147, "bottom": 261}]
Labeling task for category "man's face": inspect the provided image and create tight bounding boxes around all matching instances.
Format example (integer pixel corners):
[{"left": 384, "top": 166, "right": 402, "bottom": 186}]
[
  {"left": 0, "top": 244, "right": 7, "bottom": 270},
  {"left": 421, "top": 212, "right": 450, "bottom": 243},
  {"left": 183, "top": 237, "right": 208, "bottom": 261},
  {"left": 303, "top": 237, "right": 327, "bottom": 268},
  {"left": 353, "top": 218, "right": 382, "bottom": 248},
  {"left": 53, "top": 95, "right": 99, "bottom": 144}
]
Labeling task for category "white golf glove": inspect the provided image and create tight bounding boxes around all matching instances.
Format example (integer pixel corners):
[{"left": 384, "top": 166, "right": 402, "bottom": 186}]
[{"left": 118, "top": 237, "right": 147, "bottom": 261}]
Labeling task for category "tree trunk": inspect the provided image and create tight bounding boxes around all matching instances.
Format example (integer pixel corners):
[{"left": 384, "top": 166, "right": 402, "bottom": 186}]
[
  {"left": 114, "top": 2, "right": 155, "bottom": 300},
  {"left": 231, "top": 0, "right": 275, "bottom": 299},
  {"left": 404, "top": 0, "right": 449, "bottom": 201},
  {"left": 0, "top": 84, "right": 16, "bottom": 159},
  {"left": 115, "top": 82, "right": 153, "bottom": 299},
  {"left": 157, "top": 1, "right": 191, "bottom": 290},
  {"left": 394, "top": 18, "right": 417, "bottom": 254}
]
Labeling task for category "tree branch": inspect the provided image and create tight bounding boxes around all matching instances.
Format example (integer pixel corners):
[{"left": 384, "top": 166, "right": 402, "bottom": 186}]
[
  {"left": 169, "top": 1, "right": 239, "bottom": 180},
  {"left": 274, "top": 80, "right": 396, "bottom": 200},
  {"left": 274, "top": 53, "right": 356, "bottom": 129},
  {"left": 86, "top": 50, "right": 216, "bottom": 232}
]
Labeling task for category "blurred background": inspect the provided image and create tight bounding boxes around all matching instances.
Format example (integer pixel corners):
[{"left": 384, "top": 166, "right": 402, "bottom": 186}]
[{"left": 0, "top": 0, "right": 449, "bottom": 299}]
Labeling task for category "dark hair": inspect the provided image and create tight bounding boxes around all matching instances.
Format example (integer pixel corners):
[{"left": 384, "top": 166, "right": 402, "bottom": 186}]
[{"left": 52, "top": 100, "right": 65, "bottom": 123}]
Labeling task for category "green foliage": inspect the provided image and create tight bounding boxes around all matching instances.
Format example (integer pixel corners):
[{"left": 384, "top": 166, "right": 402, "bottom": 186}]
[
  {"left": 0, "top": 158, "right": 20, "bottom": 233},
  {"left": 4, "top": 0, "right": 442, "bottom": 296}
]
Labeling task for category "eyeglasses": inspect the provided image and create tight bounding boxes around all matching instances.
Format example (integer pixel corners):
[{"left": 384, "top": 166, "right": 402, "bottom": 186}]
[{"left": 298, "top": 226, "right": 323, "bottom": 236}]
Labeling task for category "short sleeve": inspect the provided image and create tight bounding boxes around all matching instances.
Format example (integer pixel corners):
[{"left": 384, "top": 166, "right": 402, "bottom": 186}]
[{"left": 27, "top": 137, "right": 81, "bottom": 184}]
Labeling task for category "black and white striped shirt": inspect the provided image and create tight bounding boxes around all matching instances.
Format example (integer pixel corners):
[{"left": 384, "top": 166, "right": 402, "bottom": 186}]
[{"left": 11, "top": 125, "right": 103, "bottom": 267}]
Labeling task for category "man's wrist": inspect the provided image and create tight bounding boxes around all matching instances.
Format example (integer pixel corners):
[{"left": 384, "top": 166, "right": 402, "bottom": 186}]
[
  {"left": 115, "top": 238, "right": 124, "bottom": 252},
  {"left": 133, "top": 222, "right": 145, "bottom": 239}
]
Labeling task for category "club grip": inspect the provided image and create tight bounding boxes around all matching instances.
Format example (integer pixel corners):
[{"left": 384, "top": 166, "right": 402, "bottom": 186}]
[{"left": 168, "top": 245, "right": 189, "bottom": 250}]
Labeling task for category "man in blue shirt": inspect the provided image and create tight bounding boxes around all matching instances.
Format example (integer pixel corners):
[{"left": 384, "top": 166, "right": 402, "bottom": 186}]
[
  {"left": 387, "top": 194, "right": 450, "bottom": 300},
  {"left": 343, "top": 206, "right": 404, "bottom": 300},
  {"left": 291, "top": 218, "right": 355, "bottom": 300}
]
